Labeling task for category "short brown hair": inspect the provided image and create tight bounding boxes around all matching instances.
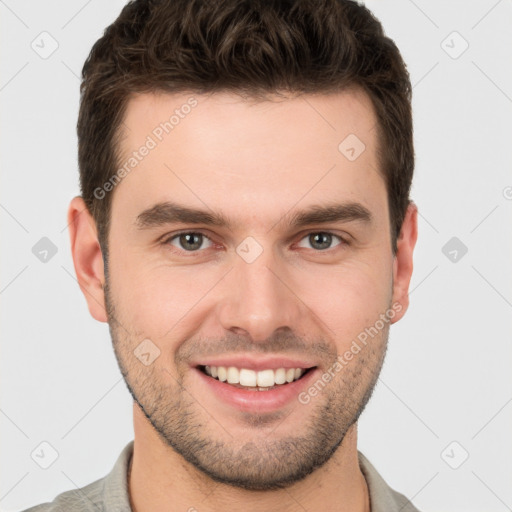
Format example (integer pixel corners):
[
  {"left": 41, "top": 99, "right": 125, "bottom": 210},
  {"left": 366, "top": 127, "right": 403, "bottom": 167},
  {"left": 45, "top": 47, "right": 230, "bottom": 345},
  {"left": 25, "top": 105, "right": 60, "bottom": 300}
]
[{"left": 78, "top": 0, "right": 413, "bottom": 258}]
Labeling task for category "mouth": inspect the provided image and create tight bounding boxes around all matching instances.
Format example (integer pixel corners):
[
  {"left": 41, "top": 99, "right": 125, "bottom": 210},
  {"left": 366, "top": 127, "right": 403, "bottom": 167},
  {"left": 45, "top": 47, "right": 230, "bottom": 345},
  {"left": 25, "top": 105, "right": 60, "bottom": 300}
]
[
  {"left": 191, "top": 355, "right": 321, "bottom": 413},
  {"left": 197, "top": 364, "right": 316, "bottom": 391}
]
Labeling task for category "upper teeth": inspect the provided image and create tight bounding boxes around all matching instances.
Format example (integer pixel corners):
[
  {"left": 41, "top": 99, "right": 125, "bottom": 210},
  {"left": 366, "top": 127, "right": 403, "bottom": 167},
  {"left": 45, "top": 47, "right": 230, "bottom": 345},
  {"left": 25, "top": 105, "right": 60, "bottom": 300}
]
[{"left": 203, "top": 366, "right": 305, "bottom": 387}]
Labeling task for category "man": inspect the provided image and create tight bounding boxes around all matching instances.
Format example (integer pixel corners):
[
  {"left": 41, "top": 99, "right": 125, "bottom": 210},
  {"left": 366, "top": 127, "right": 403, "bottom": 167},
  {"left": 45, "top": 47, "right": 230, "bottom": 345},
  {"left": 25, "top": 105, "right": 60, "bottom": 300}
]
[{"left": 24, "top": 0, "right": 420, "bottom": 510}]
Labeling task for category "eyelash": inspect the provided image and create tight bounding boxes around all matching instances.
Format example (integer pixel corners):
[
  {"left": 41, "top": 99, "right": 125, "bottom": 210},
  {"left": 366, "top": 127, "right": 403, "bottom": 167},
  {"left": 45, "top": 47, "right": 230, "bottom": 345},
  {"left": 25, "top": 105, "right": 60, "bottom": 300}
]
[{"left": 161, "top": 230, "right": 350, "bottom": 256}]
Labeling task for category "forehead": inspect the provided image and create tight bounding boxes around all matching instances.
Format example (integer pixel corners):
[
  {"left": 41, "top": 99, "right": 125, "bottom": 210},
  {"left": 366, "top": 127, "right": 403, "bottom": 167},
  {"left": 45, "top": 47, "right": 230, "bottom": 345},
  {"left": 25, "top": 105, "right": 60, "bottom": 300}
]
[
  {"left": 112, "top": 88, "right": 385, "bottom": 231},
  {"left": 120, "top": 88, "right": 378, "bottom": 157}
]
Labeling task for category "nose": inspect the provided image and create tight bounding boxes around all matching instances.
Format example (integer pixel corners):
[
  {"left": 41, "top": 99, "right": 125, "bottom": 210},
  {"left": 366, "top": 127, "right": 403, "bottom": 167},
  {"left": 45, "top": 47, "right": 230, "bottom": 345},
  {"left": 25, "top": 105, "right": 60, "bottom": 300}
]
[{"left": 216, "top": 245, "right": 304, "bottom": 344}]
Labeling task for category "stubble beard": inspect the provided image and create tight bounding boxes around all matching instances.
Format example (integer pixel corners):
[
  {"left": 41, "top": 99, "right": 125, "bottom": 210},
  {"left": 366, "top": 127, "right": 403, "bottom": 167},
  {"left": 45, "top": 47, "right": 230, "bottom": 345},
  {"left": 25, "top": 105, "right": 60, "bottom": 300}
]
[{"left": 103, "top": 273, "right": 389, "bottom": 491}]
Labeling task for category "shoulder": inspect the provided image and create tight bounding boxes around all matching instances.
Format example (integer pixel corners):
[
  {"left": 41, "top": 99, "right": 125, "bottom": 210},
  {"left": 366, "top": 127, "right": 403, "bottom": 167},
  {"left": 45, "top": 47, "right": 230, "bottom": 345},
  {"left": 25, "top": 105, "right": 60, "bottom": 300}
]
[
  {"left": 358, "top": 451, "right": 423, "bottom": 512},
  {"left": 20, "top": 440, "right": 134, "bottom": 512},
  {"left": 19, "top": 476, "right": 105, "bottom": 512}
]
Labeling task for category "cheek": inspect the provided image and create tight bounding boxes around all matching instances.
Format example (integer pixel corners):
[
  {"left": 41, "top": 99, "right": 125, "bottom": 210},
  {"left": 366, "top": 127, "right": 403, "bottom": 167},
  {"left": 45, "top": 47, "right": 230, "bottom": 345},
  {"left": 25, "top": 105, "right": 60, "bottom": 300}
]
[
  {"left": 109, "top": 236, "right": 394, "bottom": 348},
  {"left": 109, "top": 249, "right": 221, "bottom": 338},
  {"left": 301, "top": 258, "right": 392, "bottom": 345}
]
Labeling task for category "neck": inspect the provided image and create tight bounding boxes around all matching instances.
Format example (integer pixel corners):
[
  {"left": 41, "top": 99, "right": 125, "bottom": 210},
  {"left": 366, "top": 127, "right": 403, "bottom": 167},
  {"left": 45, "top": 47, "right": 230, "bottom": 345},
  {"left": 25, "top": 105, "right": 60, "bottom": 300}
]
[{"left": 128, "top": 404, "right": 370, "bottom": 512}]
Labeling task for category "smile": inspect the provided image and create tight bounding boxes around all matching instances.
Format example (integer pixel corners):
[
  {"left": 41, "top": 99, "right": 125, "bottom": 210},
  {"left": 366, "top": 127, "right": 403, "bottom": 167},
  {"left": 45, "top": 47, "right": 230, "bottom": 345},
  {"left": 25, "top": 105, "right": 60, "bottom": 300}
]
[{"left": 198, "top": 365, "right": 314, "bottom": 391}]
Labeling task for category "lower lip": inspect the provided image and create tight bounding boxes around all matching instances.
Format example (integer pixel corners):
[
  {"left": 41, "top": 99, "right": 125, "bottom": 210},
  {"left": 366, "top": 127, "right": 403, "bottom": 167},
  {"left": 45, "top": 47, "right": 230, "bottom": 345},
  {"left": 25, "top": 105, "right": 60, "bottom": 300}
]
[{"left": 193, "top": 366, "right": 319, "bottom": 413}]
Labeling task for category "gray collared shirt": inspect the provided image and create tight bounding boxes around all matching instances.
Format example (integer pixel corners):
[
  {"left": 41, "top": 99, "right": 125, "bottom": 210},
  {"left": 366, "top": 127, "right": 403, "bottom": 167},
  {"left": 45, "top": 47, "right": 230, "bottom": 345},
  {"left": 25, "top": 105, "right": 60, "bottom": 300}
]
[{"left": 21, "top": 440, "right": 422, "bottom": 512}]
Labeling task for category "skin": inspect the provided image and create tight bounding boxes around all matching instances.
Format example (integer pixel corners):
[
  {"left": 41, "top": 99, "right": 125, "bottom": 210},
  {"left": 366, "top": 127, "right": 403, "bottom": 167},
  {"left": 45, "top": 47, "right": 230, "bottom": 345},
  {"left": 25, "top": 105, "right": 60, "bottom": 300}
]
[{"left": 68, "top": 88, "right": 417, "bottom": 512}]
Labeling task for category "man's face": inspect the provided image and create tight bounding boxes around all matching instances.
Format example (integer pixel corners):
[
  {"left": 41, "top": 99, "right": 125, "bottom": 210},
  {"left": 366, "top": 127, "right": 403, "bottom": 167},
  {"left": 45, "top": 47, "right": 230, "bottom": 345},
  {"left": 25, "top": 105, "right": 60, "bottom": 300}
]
[{"left": 100, "top": 89, "right": 407, "bottom": 490}]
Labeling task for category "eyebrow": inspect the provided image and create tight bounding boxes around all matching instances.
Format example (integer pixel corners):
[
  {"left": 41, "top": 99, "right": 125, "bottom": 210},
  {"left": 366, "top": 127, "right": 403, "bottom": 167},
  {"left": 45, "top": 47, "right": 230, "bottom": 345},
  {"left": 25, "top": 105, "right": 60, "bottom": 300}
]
[{"left": 135, "top": 200, "right": 373, "bottom": 231}]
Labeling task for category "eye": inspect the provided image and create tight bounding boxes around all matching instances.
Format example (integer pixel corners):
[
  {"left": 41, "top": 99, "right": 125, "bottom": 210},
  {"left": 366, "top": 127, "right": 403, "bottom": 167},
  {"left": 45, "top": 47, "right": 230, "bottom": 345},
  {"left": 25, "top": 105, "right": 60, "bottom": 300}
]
[
  {"left": 165, "top": 232, "right": 214, "bottom": 252},
  {"left": 162, "top": 230, "right": 348, "bottom": 256},
  {"left": 296, "top": 232, "right": 345, "bottom": 251}
]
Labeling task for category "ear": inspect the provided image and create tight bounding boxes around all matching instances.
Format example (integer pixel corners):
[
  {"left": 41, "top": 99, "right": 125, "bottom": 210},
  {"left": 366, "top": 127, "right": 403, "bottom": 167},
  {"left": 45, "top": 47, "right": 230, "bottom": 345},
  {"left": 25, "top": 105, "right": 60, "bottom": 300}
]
[
  {"left": 390, "top": 201, "right": 418, "bottom": 324},
  {"left": 67, "top": 196, "right": 108, "bottom": 323}
]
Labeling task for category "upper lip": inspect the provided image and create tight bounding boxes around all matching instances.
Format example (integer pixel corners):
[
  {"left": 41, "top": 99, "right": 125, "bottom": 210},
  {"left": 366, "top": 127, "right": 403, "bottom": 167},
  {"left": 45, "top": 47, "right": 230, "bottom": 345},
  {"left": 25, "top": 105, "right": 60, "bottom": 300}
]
[{"left": 192, "top": 355, "right": 318, "bottom": 372}]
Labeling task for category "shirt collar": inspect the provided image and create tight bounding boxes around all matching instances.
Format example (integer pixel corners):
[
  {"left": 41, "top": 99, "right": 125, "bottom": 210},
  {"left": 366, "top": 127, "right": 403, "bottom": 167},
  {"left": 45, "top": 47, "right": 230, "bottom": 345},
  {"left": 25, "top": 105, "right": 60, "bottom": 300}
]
[{"left": 103, "top": 441, "right": 417, "bottom": 512}]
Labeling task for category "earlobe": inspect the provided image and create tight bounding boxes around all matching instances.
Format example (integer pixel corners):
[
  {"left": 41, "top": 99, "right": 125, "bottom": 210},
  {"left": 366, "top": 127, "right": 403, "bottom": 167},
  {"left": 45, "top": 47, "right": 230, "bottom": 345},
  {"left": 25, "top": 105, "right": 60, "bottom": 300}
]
[
  {"left": 390, "top": 202, "right": 418, "bottom": 324},
  {"left": 67, "top": 196, "right": 108, "bottom": 323}
]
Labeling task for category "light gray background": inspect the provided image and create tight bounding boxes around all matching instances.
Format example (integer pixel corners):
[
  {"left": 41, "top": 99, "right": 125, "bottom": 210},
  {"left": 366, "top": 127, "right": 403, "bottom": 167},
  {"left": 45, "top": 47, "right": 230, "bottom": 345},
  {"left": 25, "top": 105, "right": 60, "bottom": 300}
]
[{"left": 1, "top": 1, "right": 511, "bottom": 511}]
